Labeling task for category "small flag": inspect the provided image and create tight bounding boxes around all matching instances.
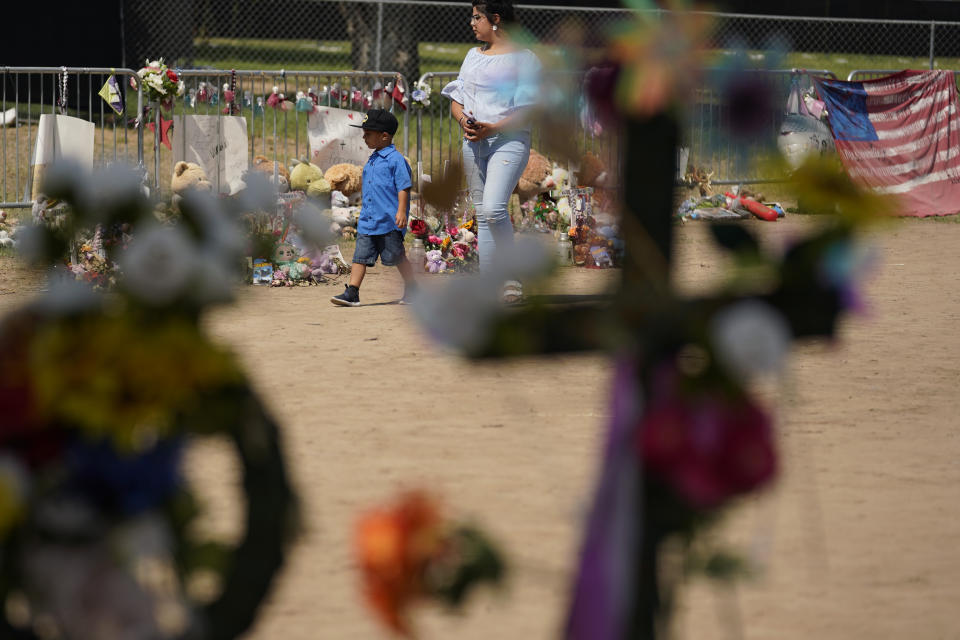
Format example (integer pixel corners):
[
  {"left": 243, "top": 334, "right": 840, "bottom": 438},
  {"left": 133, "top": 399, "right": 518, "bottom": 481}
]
[{"left": 98, "top": 73, "right": 124, "bottom": 116}]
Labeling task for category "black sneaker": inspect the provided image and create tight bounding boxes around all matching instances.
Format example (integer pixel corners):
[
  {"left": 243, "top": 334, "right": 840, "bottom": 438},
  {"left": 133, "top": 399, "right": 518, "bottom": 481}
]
[
  {"left": 398, "top": 285, "right": 418, "bottom": 305},
  {"left": 330, "top": 285, "right": 360, "bottom": 307}
]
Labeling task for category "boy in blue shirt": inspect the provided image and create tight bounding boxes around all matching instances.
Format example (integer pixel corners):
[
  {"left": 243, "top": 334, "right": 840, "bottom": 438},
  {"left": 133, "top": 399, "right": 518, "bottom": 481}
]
[{"left": 331, "top": 109, "right": 417, "bottom": 307}]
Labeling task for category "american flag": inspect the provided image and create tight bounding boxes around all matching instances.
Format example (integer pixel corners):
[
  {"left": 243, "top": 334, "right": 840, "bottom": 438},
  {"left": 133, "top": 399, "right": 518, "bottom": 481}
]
[{"left": 813, "top": 70, "right": 960, "bottom": 217}]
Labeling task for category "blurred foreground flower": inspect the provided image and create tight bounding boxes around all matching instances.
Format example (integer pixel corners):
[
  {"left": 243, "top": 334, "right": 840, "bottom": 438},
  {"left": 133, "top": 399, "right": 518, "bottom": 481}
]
[
  {"left": 639, "top": 375, "right": 776, "bottom": 508},
  {"left": 1, "top": 161, "right": 298, "bottom": 639},
  {"left": 355, "top": 492, "right": 504, "bottom": 636},
  {"left": 604, "top": 2, "right": 712, "bottom": 118}
]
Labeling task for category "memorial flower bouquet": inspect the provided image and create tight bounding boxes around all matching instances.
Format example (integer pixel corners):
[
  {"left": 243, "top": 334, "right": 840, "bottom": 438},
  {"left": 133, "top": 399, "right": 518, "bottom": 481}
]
[
  {"left": 410, "top": 81, "right": 432, "bottom": 108},
  {"left": 408, "top": 216, "right": 478, "bottom": 273},
  {"left": 130, "top": 58, "right": 185, "bottom": 109}
]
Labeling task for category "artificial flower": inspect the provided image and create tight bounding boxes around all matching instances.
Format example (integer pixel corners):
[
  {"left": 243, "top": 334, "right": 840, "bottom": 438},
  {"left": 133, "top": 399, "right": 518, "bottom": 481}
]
[
  {"left": 638, "top": 387, "right": 776, "bottom": 508},
  {"left": 355, "top": 492, "right": 441, "bottom": 635},
  {"left": 409, "top": 218, "right": 428, "bottom": 237},
  {"left": 603, "top": 3, "right": 712, "bottom": 118},
  {"left": 710, "top": 299, "right": 791, "bottom": 378}
]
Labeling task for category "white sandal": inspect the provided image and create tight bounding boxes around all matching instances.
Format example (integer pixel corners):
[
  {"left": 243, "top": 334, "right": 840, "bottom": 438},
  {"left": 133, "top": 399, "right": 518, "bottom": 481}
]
[{"left": 502, "top": 280, "right": 524, "bottom": 304}]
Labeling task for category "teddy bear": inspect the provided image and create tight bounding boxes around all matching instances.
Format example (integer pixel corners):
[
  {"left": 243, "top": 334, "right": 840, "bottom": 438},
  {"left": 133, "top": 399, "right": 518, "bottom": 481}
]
[
  {"left": 289, "top": 160, "right": 330, "bottom": 195},
  {"left": 170, "top": 161, "right": 213, "bottom": 212},
  {"left": 324, "top": 163, "right": 363, "bottom": 197},
  {"left": 251, "top": 154, "right": 291, "bottom": 183},
  {"left": 576, "top": 152, "right": 610, "bottom": 189},
  {"left": 514, "top": 149, "right": 552, "bottom": 204},
  {"left": 251, "top": 155, "right": 290, "bottom": 193}
]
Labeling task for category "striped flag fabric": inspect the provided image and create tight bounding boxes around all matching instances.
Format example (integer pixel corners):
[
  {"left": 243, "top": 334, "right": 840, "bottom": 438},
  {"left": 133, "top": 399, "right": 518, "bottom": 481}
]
[{"left": 813, "top": 70, "right": 960, "bottom": 217}]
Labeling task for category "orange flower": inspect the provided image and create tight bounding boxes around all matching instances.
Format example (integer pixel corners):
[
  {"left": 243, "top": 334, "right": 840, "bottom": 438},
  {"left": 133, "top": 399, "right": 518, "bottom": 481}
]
[{"left": 355, "top": 492, "right": 442, "bottom": 636}]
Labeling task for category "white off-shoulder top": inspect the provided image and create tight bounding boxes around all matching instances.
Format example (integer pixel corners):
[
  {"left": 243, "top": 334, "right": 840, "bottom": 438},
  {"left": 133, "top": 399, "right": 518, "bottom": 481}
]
[{"left": 441, "top": 46, "right": 542, "bottom": 132}]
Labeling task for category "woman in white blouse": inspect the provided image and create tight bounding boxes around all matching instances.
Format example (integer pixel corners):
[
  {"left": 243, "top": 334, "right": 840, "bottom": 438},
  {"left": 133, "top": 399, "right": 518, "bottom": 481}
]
[{"left": 441, "top": 0, "right": 541, "bottom": 303}]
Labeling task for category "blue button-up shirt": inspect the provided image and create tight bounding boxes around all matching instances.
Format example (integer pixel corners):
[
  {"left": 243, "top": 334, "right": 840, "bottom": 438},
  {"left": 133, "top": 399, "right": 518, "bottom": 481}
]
[{"left": 358, "top": 144, "right": 412, "bottom": 236}]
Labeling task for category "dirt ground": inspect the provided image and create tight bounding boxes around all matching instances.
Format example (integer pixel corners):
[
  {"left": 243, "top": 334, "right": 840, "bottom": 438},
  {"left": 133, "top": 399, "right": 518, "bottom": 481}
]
[{"left": 2, "top": 215, "right": 959, "bottom": 639}]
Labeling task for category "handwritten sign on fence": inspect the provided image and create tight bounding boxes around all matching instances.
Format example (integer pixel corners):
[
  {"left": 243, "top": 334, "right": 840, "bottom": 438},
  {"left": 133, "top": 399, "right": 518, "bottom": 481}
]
[
  {"left": 172, "top": 115, "right": 248, "bottom": 193},
  {"left": 307, "top": 107, "right": 370, "bottom": 170}
]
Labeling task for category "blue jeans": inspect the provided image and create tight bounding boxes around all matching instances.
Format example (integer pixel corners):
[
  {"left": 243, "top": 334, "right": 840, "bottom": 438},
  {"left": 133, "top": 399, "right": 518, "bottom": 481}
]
[
  {"left": 352, "top": 230, "right": 406, "bottom": 266},
  {"left": 461, "top": 134, "right": 531, "bottom": 272}
]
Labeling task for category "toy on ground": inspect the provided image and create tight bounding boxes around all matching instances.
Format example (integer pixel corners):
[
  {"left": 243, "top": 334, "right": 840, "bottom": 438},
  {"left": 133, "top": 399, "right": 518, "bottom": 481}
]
[
  {"left": 252, "top": 155, "right": 291, "bottom": 192},
  {"left": 171, "top": 161, "right": 213, "bottom": 194},
  {"left": 170, "top": 161, "right": 213, "bottom": 212},
  {"left": 289, "top": 160, "right": 330, "bottom": 194},
  {"left": 515, "top": 149, "right": 553, "bottom": 204},
  {"left": 576, "top": 152, "right": 611, "bottom": 188},
  {"left": 724, "top": 192, "right": 779, "bottom": 221},
  {"left": 324, "top": 163, "right": 363, "bottom": 197}
]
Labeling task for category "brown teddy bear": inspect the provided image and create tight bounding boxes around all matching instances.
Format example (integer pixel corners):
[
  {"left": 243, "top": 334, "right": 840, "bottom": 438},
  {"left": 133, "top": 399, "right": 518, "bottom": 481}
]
[
  {"left": 251, "top": 154, "right": 291, "bottom": 183},
  {"left": 170, "top": 161, "right": 213, "bottom": 213},
  {"left": 324, "top": 163, "right": 363, "bottom": 197},
  {"left": 514, "top": 149, "right": 552, "bottom": 204},
  {"left": 171, "top": 161, "right": 213, "bottom": 194},
  {"left": 576, "top": 152, "right": 610, "bottom": 188}
]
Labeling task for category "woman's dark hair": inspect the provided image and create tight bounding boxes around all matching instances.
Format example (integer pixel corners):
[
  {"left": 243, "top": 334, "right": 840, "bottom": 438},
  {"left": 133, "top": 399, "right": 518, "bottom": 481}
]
[{"left": 472, "top": 0, "right": 516, "bottom": 27}]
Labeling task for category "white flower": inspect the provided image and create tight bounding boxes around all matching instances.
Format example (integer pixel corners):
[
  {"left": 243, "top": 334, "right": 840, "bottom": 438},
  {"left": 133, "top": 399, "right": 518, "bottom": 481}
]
[
  {"left": 119, "top": 224, "right": 197, "bottom": 305},
  {"left": 177, "top": 80, "right": 185, "bottom": 96},
  {"left": 146, "top": 74, "right": 166, "bottom": 95},
  {"left": 710, "top": 299, "right": 791, "bottom": 378}
]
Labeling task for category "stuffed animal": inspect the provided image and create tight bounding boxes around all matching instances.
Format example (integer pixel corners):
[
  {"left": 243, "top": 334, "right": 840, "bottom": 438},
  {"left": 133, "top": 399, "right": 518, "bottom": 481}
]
[
  {"left": 543, "top": 164, "right": 570, "bottom": 191},
  {"left": 514, "top": 149, "right": 552, "bottom": 204},
  {"left": 307, "top": 177, "right": 331, "bottom": 200},
  {"left": 252, "top": 154, "right": 291, "bottom": 183},
  {"left": 576, "top": 152, "right": 610, "bottom": 188},
  {"left": 324, "top": 163, "right": 363, "bottom": 196},
  {"left": 170, "top": 161, "right": 213, "bottom": 212},
  {"left": 273, "top": 242, "right": 311, "bottom": 281},
  {"left": 171, "top": 161, "right": 213, "bottom": 195},
  {"left": 290, "top": 160, "right": 329, "bottom": 194}
]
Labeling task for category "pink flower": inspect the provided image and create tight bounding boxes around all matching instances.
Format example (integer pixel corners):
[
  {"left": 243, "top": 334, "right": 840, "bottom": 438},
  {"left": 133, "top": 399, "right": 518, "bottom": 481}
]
[
  {"left": 451, "top": 243, "right": 469, "bottom": 259},
  {"left": 427, "top": 234, "right": 441, "bottom": 246},
  {"left": 446, "top": 225, "right": 459, "bottom": 237}
]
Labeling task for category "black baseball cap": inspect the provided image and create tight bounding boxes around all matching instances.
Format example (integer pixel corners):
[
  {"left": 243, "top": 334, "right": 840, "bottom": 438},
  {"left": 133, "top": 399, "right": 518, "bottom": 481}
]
[{"left": 350, "top": 108, "right": 399, "bottom": 135}]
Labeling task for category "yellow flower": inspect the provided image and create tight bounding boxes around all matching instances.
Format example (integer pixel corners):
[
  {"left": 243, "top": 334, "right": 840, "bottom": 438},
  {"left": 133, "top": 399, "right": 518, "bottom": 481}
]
[{"left": 441, "top": 236, "right": 452, "bottom": 250}]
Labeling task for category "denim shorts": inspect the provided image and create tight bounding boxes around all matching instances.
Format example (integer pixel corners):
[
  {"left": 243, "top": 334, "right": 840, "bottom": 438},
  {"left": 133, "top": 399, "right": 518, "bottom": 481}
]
[{"left": 352, "top": 230, "right": 406, "bottom": 266}]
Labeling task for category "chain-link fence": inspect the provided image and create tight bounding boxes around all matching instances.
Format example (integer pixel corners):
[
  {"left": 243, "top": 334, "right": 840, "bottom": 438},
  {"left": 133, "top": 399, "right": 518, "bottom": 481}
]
[{"left": 124, "top": 1, "right": 960, "bottom": 81}]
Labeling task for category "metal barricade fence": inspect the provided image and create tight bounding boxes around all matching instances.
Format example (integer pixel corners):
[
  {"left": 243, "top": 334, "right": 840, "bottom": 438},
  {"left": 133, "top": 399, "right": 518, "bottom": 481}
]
[
  {"left": 0, "top": 67, "right": 143, "bottom": 208},
  {"left": 151, "top": 69, "right": 409, "bottom": 197},
  {"left": 681, "top": 68, "right": 837, "bottom": 186}
]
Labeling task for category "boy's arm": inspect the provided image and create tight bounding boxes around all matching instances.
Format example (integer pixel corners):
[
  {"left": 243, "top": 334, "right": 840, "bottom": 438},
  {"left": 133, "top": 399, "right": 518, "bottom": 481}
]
[{"left": 395, "top": 187, "right": 411, "bottom": 229}]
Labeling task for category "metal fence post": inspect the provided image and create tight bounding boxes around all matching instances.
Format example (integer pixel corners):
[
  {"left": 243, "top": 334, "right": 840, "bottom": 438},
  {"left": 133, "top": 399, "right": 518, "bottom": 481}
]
[
  {"left": 375, "top": 2, "right": 384, "bottom": 72},
  {"left": 416, "top": 107, "right": 423, "bottom": 215},
  {"left": 929, "top": 22, "right": 936, "bottom": 70}
]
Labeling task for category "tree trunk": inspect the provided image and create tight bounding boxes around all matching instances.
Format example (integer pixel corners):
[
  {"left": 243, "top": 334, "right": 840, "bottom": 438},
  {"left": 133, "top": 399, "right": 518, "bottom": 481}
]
[{"left": 339, "top": 2, "right": 421, "bottom": 83}]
